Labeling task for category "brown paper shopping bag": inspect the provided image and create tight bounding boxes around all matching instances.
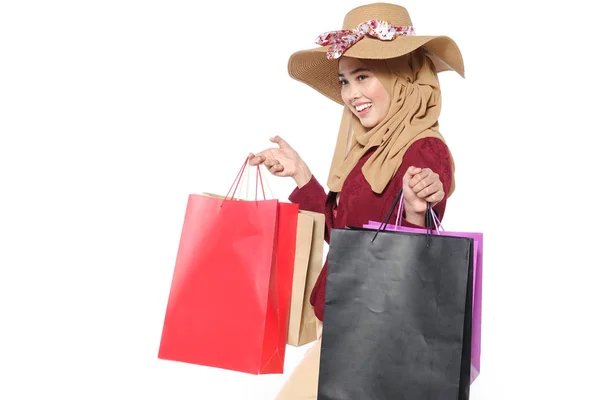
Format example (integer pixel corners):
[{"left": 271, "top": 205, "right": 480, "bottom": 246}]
[{"left": 287, "top": 210, "right": 325, "bottom": 347}]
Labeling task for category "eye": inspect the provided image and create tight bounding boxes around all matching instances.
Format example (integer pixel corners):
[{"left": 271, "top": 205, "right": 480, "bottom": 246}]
[
  {"left": 338, "top": 79, "right": 348, "bottom": 86},
  {"left": 357, "top": 75, "right": 368, "bottom": 81}
]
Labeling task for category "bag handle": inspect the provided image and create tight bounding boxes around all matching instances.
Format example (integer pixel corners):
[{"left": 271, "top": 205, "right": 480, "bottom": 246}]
[
  {"left": 223, "top": 157, "right": 267, "bottom": 204},
  {"left": 395, "top": 192, "right": 442, "bottom": 233},
  {"left": 371, "top": 189, "right": 435, "bottom": 243}
]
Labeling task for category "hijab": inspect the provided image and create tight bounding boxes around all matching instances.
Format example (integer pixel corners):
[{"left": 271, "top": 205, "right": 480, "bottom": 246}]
[{"left": 327, "top": 49, "right": 455, "bottom": 195}]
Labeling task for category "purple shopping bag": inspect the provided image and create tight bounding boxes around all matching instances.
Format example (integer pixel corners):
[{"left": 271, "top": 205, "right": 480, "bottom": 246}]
[{"left": 363, "top": 195, "right": 483, "bottom": 384}]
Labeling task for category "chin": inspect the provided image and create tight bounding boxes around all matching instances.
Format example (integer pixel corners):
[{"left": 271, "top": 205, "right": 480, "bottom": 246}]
[{"left": 360, "top": 118, "right": 378, "bottom": 128}]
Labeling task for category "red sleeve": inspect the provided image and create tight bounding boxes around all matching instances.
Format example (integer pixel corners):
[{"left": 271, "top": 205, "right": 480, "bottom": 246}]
[
  {"left": 389, "top": 137, "right": 454, "bottom": 228},
  {"left": 289, "top": 174, "right": 332, "bottom": 244},
  {"left": 288, "top": 175, "right": 327, "bottom": 215}
]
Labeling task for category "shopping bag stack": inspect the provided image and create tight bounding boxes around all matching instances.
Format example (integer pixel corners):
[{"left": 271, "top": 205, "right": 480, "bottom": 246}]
[
  {"left": 363, "top": 192, "right": 483, "bottom": 385},
  {"left": 158, "top": 159, "right": 325, "bottom": 375},
  {"left": 317, "top": 190, "right": 482, "bottom": 400}
]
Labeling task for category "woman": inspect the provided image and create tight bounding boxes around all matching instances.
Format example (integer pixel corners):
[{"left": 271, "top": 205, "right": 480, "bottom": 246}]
[{"left": 249, "top": 3, "right": 464, "bottom": 397}]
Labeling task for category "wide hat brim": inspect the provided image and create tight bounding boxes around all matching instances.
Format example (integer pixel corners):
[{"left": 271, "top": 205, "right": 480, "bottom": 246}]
[{"left": 288, "top": 34, "right": 464, "bottom": 105}]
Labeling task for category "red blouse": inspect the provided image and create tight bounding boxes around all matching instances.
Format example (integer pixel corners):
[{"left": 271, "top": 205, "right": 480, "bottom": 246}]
[{"left": 288, "top": 137, "right": 454, "bottom": 321}]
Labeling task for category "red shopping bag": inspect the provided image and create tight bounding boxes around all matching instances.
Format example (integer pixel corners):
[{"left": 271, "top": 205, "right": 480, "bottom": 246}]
[
  {"left": 266, "top": 201, "right": 298, "bottom": 372},
  {"left": 158, "top": 161, "right": 298, "bottom": 374}
]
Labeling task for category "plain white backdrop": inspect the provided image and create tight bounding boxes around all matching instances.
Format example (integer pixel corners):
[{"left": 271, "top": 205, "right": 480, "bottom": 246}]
[{"left": 0, "top": 0, "right": 598, "bottom": 399}]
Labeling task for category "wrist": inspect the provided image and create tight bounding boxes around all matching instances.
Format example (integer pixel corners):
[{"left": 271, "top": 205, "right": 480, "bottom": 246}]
[
  {"left": 404, "top": 207, "right": 426, "bottom": 227},
  {"left": 293, "top": 162, "right": 312, "bottom": 189}
]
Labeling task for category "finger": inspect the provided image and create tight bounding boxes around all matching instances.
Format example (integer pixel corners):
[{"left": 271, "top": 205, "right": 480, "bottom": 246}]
[
  {"left": 248, "top": 153, "right": 262, "bottom": 166},
  {"left": 405, "top": 166, "right": 422, "bottom": 177},
  {"left": 264, "top": 162, "right": 283, "bottom": 176},
  {"left": 408, "top": 167, "right": 431, "bottom": 182},
  {"left": 265, "top": 160, "right": 280, "bottom": 170},
  {"left": 408, "top": 175, "right": 427, "bottom": 190},
  {"left": 263, "top": 158, "right": 280, "bottom": 168},
  {"left": 270, "top": 164, "right": 284, "bottom": 174},
  {"left": 425, "top": 190, "right": 445, "bottom": 204},
  {"left": 403, "top": 166, "right": 422, "bottom": 186},
  {"left": 410, "top": 170, "right": 437, "bottom": 191},
  {"left": 410, "top": 176, "right": 434, "bottom": 192},
  {"left": 249, "top": 149, "right": 268, "bottom": 163},
  {"left": 270, "top": 135, "right": 289, "bottom": 149},
  {"left": 416, "top": 181, "right": 443, "bottom": 199}
]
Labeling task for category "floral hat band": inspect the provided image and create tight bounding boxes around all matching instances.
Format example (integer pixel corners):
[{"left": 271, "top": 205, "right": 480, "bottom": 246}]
[{"left": 315, "top": 19, "right": 416, "bottom": 60}]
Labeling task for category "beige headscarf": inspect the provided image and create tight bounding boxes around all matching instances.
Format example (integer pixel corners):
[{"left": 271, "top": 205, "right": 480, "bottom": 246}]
[{"left": 327, "top": 49, "right": 455, "bottom": 195}]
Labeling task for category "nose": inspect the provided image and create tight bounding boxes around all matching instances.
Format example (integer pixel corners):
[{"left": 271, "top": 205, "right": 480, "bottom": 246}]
[{"left": 348, "top": 83, "right": 361, "bottom": 102}]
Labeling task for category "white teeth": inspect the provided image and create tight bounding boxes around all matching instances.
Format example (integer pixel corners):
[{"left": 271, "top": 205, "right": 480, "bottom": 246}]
[{"left": 355, "top": 103, "right": 372, "bottom": 112}]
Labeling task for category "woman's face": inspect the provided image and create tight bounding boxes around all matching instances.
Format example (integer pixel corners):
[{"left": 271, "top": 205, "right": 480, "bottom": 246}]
[{"left": 338, "top": 57, "right": 391, "bottom": 128}]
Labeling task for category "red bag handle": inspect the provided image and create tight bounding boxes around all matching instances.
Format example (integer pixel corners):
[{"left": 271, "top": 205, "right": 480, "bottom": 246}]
[{"left": 223, "top": 157, "right": 267, "bottom": 202}]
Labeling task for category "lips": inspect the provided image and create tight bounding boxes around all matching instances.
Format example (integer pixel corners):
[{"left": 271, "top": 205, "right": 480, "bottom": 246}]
[{"left": 354, "top": 102, "right": 372, "bottom": 116}]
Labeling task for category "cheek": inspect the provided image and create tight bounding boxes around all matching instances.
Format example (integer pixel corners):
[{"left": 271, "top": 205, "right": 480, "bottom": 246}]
[
  {"left": 373, "top": 88, "right": 391, "bottom": 114},
  {"left": 378, "top": 96, "right": 391, "bottom": 115},
  {"left": 340, "top": 86, "right": 351, "bottom": 105}
]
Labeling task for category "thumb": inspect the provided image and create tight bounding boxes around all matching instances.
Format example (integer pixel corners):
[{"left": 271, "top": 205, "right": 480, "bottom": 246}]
[
  {"left": 270, "top": 135, "right": 289, "bottom": 148},
  {"left": 404, "top": 166, "right": 422, "bottom": 179}
]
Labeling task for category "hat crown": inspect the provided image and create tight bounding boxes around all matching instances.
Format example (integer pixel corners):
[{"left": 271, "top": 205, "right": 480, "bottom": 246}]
[{"left": 342, "top": 3, "right": 413, "bottom": 30}]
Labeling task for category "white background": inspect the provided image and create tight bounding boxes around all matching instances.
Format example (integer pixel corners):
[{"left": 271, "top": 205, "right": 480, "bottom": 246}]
[{"left": 1, "top": 0, "right": 598, "bottom": 399}]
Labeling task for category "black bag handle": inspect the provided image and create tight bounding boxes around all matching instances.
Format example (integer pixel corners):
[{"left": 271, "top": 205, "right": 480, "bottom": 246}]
[{"left": 372, "top": 189, "right": 434, "bottom": 243}]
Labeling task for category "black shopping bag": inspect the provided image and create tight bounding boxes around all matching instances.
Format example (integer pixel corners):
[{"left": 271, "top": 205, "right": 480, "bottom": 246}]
[{"left": 317, "top": 193, "right": 474, "bottom": 400}]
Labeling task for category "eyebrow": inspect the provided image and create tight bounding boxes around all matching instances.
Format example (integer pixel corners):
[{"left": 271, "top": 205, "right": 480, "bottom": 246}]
[{"left": 338, "top": 67, "right": 371, "bottom": 78}]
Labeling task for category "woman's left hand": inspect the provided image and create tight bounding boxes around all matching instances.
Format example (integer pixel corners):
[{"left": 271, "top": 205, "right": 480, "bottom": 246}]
[{"left": 402, "top": 166, "right": 445, "bottom": 215}]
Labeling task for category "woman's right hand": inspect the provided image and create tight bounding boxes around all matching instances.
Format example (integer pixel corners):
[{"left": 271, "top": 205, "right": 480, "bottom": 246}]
[{"left": 248, "top": 136, "right": 312, "bottom": 188}]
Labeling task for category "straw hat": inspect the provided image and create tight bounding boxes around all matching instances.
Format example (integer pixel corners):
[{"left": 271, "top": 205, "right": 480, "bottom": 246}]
[{"left": 288, "top": 2, "right": 464, "bottom": 105}]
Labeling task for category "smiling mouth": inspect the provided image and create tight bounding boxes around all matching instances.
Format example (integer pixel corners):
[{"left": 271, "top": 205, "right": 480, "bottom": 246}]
[{"left": 355, "top": 103, "right": 372, "bottom": 115}]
